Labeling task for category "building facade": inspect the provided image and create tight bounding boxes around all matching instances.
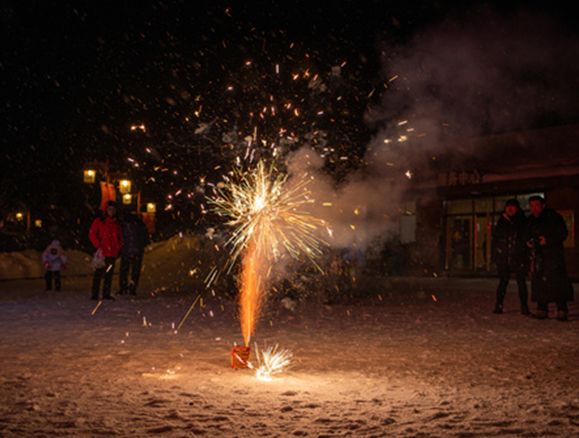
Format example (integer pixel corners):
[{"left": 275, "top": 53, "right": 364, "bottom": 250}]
[{"left": 409, "top": 124, "right": 579, "bottom": 279}]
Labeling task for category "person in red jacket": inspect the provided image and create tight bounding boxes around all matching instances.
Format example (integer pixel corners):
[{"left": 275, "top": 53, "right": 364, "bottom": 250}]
[{"left": 89, "top": 201, "right": 123, "bottom": 300}]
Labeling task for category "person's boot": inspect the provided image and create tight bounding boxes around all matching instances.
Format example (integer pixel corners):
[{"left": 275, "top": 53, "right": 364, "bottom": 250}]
[
  {"left": 533, "top": 310, "right": 548, "bottom": 319},
  {"left": 520, "top": 304, "right": 531, "bottom": 316},
  {"left": 556, "top": 310, "right": 568, "bottom": 321},
  {"left": 493, "top": 303, "right": 503, "bottom": 314}
]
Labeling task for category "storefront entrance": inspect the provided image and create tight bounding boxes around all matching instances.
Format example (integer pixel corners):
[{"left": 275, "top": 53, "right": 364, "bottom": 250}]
[{"left": 443, "top": 193, "right": 544, "bottom": 274}]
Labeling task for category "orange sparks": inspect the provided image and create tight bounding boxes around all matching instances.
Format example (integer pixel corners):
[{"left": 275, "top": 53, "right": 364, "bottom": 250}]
[
  {"left": 238, "top": 242, "right": 265, "bottom": 345},
  {"left": 208, "top": 161, "right": 326, "bottom": 344}
]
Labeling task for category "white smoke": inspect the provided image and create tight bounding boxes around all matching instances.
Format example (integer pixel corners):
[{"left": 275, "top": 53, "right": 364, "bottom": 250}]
[
  {"left": 285, "top": 7, "right": 579, "bottom": 262},
  {"left": 370, "top": 7, "right": 579, "bottom": 161},
  {"left": 286, "top": 145, "right": 406, "bottom": 256}
]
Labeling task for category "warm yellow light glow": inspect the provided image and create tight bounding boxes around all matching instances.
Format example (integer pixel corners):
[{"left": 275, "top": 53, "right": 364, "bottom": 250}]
[
  {"left": 130, "top": 124, "right": 146, "bottom": 132},
  {"left": 34, "top": 219, "right": 42, "bottom": 228},
  {"left": 122, "top": 193, "right": 132, "bottom": 204},
  {"left": 15, "top": 212, "right": 24, "bottom": 221},
  {"left": 146, "top": 203, "right": 156, "bottom": 213},
  {"left": 119, "top": 179, "right": 132, "bottom": 194},
  {"left": 84, "top": 169, "right": 96, "bottom": 183}
]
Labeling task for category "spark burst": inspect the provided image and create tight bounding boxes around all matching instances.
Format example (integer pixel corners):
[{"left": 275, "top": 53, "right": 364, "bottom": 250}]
[
  {"left": 210, "top": 160, "right": 325, "bottom": 269},
  {"left": 249, "top": 343, "right": 293, "bottom": 381},
  {"left": 208, "top": 160, "right": 326, "bottom": 345}
]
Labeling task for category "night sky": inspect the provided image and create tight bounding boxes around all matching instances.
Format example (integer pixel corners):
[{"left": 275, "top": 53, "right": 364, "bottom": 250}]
[{"left": 1, "top": 0, "right": 578, "bottom": 243}]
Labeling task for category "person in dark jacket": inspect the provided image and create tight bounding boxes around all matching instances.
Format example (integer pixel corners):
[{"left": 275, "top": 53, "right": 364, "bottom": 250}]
[
  {"left": 491, "top": 199, "right": 529, "bottom": 315},
  {"left": 118, "top": 211, "right": 149, "bottom": 296},
  {"left": 89, "top": 201, "right": 123, "bottom": 300},
  {"left": 524, "top": 196, "right": 574, "bottom": 321}
]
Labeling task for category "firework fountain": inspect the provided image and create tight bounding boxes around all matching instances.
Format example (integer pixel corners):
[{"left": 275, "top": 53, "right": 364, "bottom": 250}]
[{"left": 209, "top": 160, "right": 326, "bottom": 348}]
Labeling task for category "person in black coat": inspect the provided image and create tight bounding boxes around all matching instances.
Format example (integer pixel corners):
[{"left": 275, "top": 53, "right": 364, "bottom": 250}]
[
  {"left": 118, "top": 211, "right": 149, "bottom": 296},
  {"left": 524, "top": 196, "right": 574, "bottom": 321},
  {"left": 491, "top": 199, "right": 529, "bottom": 315}
]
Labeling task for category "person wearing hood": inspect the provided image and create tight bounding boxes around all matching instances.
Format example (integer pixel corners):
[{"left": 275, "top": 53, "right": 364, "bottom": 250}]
[
  {"left": 89, "top": 201, "right": 123, "bottom": 300},
  {"left": 491, "top": 198, "right": 529, "bottom": 315},
  {"left": 42, "top": 240, "right": 67, "bottom": 291}
]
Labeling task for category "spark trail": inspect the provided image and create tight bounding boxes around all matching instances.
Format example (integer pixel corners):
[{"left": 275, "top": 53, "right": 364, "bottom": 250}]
[{"left": 208, "top": 160, "right": 326, "bottom": 345}]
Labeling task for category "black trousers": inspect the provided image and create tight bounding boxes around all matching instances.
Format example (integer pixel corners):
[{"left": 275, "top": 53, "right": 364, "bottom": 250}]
[
  {"left": 496, "top": 270, "right": 528, "bottom": 307},
  {"left": 119, "top": 254, "right": 143, "bottom": 294},
  {"left": 91, "top": 257, "right": 116, "bottom": 299},
  {"left": 45, "top": 271, "right": 61, "bottom": 291},
  {"left": 534, "top": 276, "right": 570, "bottom": 313}
]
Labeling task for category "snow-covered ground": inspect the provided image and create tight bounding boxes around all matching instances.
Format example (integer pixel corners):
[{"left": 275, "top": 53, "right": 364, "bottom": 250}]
[{"left": 1, "top": 235, "right": 578, "bottom": 437}]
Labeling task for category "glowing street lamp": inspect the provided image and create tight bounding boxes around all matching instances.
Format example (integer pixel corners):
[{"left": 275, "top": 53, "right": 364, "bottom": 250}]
[
  {"left": 83, "top": 161, "right": 109, "bottom": 183},
  {"left": 84, "top": 169, "right": 96, "bottom": 183},
  {"left": 82, "top": 161, "right": 135, "bottom": 211},
  {"left": 119, "top": 179, "right": 132, "bottom": 194},
  {"left": 140, "top": 200, "right": 156, "bottom": 234}
]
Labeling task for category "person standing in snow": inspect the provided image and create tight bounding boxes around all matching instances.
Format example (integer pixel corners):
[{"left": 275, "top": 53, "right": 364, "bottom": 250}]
[
  {"left": 491, "top": 199, "right": 529, "bottom": 315},
  {"left": 89, "top": 201, "right": 123, "bottom": 300},
  {"left": 42, "top": 240, "right": 67, "bottom": 291},
  {"left": 118, "top": 210, "right": 149, "bottom": 296},
  {"left": 524, "top": 196, "right": 574, "bottom": 321}
]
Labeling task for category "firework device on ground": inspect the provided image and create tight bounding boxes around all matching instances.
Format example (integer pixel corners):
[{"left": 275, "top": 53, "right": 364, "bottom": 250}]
[{"left": 231, "top": 346, "right": 251, "bottom": 369}]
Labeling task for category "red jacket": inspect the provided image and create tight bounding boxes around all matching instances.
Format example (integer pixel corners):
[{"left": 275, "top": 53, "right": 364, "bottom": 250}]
[{"left": 89, "top": 216, "right": 123, "bottom": 258}]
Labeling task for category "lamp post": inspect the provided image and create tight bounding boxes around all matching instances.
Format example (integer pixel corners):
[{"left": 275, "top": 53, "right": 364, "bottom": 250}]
[
  {"left": 83, "top": 161, "right": 156, "bottom": 233},
  {"left": 141, "top": 200, "right": 157, "bottom": 233},
  {"left": 83, "top": 169, "right": 96, "bottom": 183},
  {"left": 83, "top": 161, "right": 132, "bottom": 212},
  {"left": 119, "top": 179, "right": 132, "bottom": 194},
  {"left": 84, "top": 161, "right": 110, "bottom": 183},
  {"left": 13, "top": 210, "right": 31, "bottom": 233}
]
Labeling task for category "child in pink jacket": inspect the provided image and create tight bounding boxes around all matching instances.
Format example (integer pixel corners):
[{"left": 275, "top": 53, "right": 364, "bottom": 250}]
[{"left": 42, "top": 240, "right": 67, "bottom": 291}]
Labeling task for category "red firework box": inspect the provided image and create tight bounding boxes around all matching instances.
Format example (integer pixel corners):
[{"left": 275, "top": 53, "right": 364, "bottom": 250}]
[{"left": 231, "top": 346, "right": 251, "bottom": 369}]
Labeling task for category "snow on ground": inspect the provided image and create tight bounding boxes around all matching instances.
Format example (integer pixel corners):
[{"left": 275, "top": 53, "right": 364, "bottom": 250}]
[
  {"left": 1, "top": 235, "right": 578, "bottom": 437},
  {"left": 0, "top": 233, "right": 203, "bottom": 282}
]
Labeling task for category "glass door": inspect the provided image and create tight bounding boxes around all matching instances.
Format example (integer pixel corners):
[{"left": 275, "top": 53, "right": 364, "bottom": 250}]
[
  {"left": 475, "top": 213, "right": 492, "bottom": 272},
  {"left": 446, "top": 216, "right": 472, "bottom": 271}
]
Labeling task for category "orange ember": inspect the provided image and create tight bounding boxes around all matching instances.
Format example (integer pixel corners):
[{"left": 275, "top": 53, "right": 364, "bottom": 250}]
[{"left": 238, "top": 242, "right": 265, "bottom": 346}]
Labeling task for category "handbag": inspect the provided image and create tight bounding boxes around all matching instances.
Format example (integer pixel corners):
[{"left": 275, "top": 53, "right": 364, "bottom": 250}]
[{"left": 91, "top": 248, "right": 106, "bottom": 270}]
